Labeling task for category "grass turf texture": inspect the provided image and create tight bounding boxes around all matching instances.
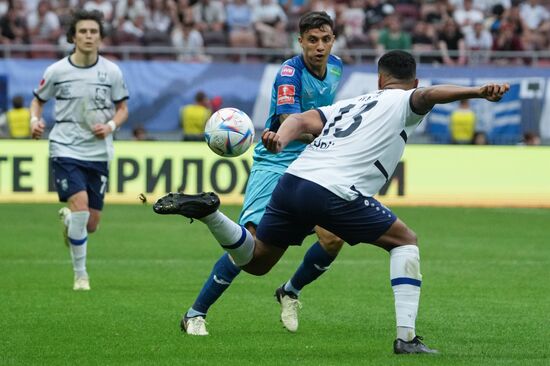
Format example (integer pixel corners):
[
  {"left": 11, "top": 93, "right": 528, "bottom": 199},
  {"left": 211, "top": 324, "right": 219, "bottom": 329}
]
[{"left": 1, "top": 203, "right": 549, "bottom": 365}]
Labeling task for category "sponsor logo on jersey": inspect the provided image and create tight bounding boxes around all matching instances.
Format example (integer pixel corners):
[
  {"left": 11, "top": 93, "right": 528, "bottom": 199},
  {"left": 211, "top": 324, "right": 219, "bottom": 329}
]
[
  {"left": 329, "top": 66, "right": 342, "bottom": 77},
  {"left": 277, "top": 84, "right": 295, "bottom": 105},
  {"left": 280, "top": 65, "right": 295, "bottom": 77}
]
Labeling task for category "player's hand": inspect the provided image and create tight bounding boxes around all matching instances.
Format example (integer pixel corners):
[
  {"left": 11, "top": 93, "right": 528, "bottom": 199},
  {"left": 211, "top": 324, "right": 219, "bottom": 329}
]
[
  {"left": 31, "top": 119, "right": 45, "bottom": 139},
  {"left": 479, "top": 83, "right": 510, "bottom": 102},
  {"left": 262, "top": 128, "right": 282, "bottom": 153},
  {"left": 93, "top": 123, "right": 112, "bottom": 139}
]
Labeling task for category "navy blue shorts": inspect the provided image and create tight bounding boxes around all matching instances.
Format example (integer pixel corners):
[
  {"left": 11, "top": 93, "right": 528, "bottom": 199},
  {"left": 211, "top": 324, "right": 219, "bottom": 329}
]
[
  {"left": 51, "top": 157, "right": 109, "bottom": 210},
  {"left": 256, "top": 174, "right": 397, "bottom": 248}
]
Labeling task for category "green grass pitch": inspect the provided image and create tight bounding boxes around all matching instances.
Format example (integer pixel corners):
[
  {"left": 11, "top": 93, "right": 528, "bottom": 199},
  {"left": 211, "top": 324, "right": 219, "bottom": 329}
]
[{"left": 1, "top": 203, "right": 549, "bottom": 365}]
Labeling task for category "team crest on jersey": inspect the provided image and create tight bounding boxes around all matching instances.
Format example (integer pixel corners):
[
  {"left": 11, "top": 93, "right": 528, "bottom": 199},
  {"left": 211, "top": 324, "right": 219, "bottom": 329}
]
[
  {"left": 277, "top": 84, "right": 295, "bottom": 105},
  {"left": 60, "top": 85, "right": 71, "bottom": 99},
  {"left": 97, "top": 71, "right": 107, "bottom": 82},
  {"left": 280, "top": 66, "right": 295, "bottom": 77}
]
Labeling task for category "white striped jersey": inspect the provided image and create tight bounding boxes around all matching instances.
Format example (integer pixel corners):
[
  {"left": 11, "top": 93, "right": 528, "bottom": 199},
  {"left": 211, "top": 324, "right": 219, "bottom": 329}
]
[
  {"left": 286, "top": 88, "right": 427, "bottom": 200},
  {"left": 33, "top": 56, "right": 129, "bottom": 161}
]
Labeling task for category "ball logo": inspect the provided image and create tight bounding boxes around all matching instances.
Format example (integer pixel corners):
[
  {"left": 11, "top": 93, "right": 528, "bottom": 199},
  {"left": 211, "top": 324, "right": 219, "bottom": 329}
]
[
  {"left": 277, "top": 84, "right": 295, "bottom": 105},
  {"left": 280, "top": 66, "right": 295, "bottom": 77}
]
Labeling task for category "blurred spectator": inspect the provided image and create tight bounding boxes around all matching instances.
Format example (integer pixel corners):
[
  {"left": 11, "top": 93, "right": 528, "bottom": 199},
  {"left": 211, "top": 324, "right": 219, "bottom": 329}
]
[
  {"left": 506, "top": 2, "right": 531, "bottom": 50},
  {"left": 437, "top": 18, "right": 466, "bottom": 65},
  {"left": 519, "top": 0, "right": 550, "bottom": 32},
  {"left": 226, "top": 0, "right": 257, "bottom": 48},
  {"left": 192, "top": 0, "right": 226, "bottom": 46},
  {"left": 279, "top": 0, "right": 309, "bottom": 17},
  {"left": 449, "top": 99, "right": 476, "bottom": 144},
  {"left": 486, "top": 3, "right": 506, "bottom": 35},
  {"left": 464, "top": 21, "right": 492, "bottom": 64},
  {"left": 132, "top": 125, "right": 154, "bottom": 140},
  {"left": 144, "top": 0, "right": 173, "bottom": 42},
  {"left": 453, "top": 0, "right": 483, "bottom": 34},
  {"left": 84, "top": 0, "right": 114, "bottom": 24},
  {"left": 364, "top": 0, "right": 392, "bottom": 32},
  {"left": 253, "top": 0, "right": 288, "bottom": 49},
  {"left": 172, "top": 0, "right": 195, "bottom": 25},
  {"left": 171, "top": 19, "right": 210, "bottom": 62},
  {"left": 310, "top": 0, "right": 336, "bottom": 22},
  {"left": 0, "top": 0, "right": 7, "bottom": 17},
  {"left": 180, "top": 91, "right": 211, "bottom": 141},
  {"left": 27, "top": 0, "right": 61, "bottom": 43},
  {"left": 421, "top": 0, "right": 451, "bottom": 27},
  {"left": 472, "top": 131, "right": 488, "bottom": 145},
  {"left": 119, "top": 14, "right": 146, "bottom": 42},
  {"left": 482, "top": 1, "right": 511, "bottom": 11},
  {"left": 114, "top": 0, "right": 147, "bottom": 28},
  {"left": 376, "top": 14, "right": 411, "bottom": 54},
  {"left": 411, "top": 21, "right": 436, "bottom": 63},
  {"left": 521, "top": 132, "right": 541, "bottom": 146},
  {"left": 0, "top": 5, "right": 29, "bottom": 44},
  {"left": 341, "top": 0, "right": 370, "bottom": 47},
  {"left": 492, "top": 22, "right": 524, "bottom": 65},
  {"left": 519, "top": 0, "right": 550, "bottom": 51},
  {"left": 0, "top": 95, "right": 31, "bottom": 139}
]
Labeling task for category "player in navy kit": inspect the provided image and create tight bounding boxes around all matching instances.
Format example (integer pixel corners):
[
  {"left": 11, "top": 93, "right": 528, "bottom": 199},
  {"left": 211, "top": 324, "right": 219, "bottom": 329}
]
[
  {"left": 179, "top": 12, "right": 345, "bottom": 336},
  {"left": 154, "top": 50, "right": 509, "bottom": 354}
]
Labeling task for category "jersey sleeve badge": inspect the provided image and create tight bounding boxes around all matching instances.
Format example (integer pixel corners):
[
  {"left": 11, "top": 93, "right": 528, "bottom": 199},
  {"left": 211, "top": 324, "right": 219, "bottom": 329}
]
[
  {"left": 277, "top": 84, "right": 295, "bottom": 105},
  {"left": 280, "top": 65, "right": 295, "bottom": 77}
]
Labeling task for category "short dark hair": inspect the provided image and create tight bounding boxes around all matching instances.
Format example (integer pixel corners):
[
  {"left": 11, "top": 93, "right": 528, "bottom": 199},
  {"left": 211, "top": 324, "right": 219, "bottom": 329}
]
[
  {"left": 299, "top": 11, "right": 334, "bottom": 35},
  {"left": 66, "top": 9, "right": 105, "bottom": 44},
  {"left": 378, "top": 50, "right": 417, "bottom": 81},
  {"left": 12, "top": 95, "right": 24, "bottom": 109},
  {"left": 195, "top": 91, "right": 207, "bottom": 103}
]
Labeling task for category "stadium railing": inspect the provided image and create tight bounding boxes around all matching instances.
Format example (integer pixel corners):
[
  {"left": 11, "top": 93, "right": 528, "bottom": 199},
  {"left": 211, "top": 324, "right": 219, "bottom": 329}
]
[{"left": 1, "top": 43, "right": 550, "bottom": 65}]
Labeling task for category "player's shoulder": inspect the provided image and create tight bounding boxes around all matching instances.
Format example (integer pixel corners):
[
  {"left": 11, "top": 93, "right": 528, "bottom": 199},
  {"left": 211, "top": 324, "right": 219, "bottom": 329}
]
[
  {"left": 327, "top": 54, "right": 343, "bottom": 68},
  {"left": 278, "top": 56, "right": 305, "bottom": 78},
  {"left": 98, "top": 55, "right": 122, "bottom": 72},
  {"left": 45, "top": 56, "right": 71, "bottom": 73}
]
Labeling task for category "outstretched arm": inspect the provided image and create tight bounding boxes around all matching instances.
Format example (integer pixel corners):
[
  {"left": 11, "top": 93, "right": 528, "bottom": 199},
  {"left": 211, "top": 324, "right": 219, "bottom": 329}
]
[
  {"left": 278, "top": 113, "right": 317, "bottom": 144},
  {"left": 411, "top": 83, "right": 510, "bottom": 115},
  {"left": 262, "top": 109, "right": 324, "bottom": 153}
]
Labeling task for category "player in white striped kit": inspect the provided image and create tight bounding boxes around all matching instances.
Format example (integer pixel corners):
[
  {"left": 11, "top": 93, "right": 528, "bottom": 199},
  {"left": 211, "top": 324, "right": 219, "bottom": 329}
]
[
  {"left": 30, "top": 10, "right": 129, "bottom": 291},
  {"left": 153, "top": 50, "right": 509, "bottom": 353}
]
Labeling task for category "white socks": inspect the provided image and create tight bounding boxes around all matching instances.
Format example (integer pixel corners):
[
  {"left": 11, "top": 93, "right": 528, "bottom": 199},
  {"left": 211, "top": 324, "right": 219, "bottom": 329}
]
[
  {"left": 68, "top": 211, "right": 90, "bottom": 278},
  {"left": 200, "top": 211, "right": 255, "bottom": 266},
  {"left": 390, "top": 244, "right": 422, "bottom": 341}
]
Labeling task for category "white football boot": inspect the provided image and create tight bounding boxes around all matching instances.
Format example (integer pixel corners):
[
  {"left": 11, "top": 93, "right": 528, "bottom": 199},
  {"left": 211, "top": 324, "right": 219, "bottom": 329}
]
[
  {"left": 181, "top": 316, "right": 209, "bottom": 336},
  {"left": 275, "top": 287, "right": 302, "bottom": 332}
]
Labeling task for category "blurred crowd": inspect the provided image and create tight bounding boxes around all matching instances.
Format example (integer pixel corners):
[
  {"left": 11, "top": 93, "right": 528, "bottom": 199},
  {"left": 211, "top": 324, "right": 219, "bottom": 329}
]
[{"left": 1, "top": 0, "right": 550, "bottom": 64}]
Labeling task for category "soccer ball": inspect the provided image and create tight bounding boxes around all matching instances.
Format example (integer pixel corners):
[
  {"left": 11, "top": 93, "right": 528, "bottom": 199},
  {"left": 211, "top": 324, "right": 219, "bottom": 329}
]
[{"left": 204, "top": 107, "right": 255, "bottom": 157}]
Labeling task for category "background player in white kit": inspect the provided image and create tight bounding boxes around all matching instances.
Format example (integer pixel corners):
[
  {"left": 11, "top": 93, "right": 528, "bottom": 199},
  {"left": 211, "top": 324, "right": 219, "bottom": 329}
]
[
  {"left": 153, "top": 50, "right": 509, "bottom": 354},
  {"left": 30, "top": 10, "right": 129, "bottom": 291}
]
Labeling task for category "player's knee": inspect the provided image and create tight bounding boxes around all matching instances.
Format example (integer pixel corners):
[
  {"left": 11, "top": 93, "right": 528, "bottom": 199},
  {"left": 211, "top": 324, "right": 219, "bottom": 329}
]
[
  {"left": 87, "top": 222, "right": 98, "bottom": 233},
  {"left": 318, "top": 237, "right": 344, "bottom": 256},
  {"left": 404, "top": 228, "right": 417, "bottom": 245}
]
